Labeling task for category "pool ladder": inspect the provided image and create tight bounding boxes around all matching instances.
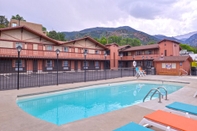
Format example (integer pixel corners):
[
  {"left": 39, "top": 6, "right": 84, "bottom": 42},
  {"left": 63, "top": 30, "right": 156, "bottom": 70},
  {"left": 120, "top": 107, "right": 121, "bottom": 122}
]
[{"left": 143, "top": 86, "right": 168, "bottom": 103}]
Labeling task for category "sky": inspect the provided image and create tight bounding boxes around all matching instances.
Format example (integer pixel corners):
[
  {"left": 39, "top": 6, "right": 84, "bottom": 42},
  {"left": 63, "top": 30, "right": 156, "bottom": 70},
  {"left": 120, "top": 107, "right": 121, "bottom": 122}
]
[{"left": 0, "top": 0, "right": 197, "bottom": 36}]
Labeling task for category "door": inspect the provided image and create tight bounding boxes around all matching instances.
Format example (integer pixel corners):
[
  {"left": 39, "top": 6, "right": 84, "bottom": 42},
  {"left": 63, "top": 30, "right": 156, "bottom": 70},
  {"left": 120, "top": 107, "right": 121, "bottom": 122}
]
[
  {"left": 33, "top": 60, "right": 38, "bottom": 72},
  {"left": 75, "top": 61, "right": 78, "bottom": 71}
]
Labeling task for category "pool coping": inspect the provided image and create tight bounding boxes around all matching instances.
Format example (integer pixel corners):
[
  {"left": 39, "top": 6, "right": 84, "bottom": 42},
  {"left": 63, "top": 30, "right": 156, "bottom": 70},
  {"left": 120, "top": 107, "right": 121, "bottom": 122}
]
[
  {"left": 1, "top": 75, "right": 197, "bottom": 131},
  {"left": 17, "top": 79, "right": 189, "bottom": 98}
]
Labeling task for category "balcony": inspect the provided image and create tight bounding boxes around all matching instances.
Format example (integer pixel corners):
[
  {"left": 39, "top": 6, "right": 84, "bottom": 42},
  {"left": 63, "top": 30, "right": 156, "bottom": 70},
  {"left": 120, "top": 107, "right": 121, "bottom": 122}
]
[
  {"left": 121, "top": 54, "right": 159, "bottom": 61},
  {"left": 0, "top": 48, "right": 110, "bottom": 60}
]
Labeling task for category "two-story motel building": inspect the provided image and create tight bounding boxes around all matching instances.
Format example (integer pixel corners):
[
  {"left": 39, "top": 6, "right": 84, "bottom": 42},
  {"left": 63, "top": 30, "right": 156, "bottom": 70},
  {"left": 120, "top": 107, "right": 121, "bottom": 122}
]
[{"left": 0, "top": 20, "right": 192, "bottom": 75}]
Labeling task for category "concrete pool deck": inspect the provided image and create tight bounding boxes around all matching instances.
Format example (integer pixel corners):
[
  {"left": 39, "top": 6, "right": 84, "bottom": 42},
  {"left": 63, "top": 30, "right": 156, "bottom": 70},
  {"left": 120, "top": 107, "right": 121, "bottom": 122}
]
[{"left": 0, "top": 75, "right": 197, "bottom": 131}]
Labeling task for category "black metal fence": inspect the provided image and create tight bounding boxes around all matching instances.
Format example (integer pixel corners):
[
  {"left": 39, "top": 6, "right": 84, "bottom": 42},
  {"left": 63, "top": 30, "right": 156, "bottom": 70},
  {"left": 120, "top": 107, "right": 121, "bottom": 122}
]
[{"left": 0, "top": 58, "right": 155, "bottom": 90}]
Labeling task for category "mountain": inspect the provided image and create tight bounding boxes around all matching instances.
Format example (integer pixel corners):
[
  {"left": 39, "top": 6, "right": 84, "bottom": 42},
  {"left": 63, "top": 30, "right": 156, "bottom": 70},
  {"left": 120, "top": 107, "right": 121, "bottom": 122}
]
[
  {"left": 62, "top": 26, "right": 159, "bottom": 45},
  {"left": 154, "top": 35, "right": 182, "bottom": 43},
  {"left": 175, "top": 31, "right": 197, "bottom": 41},
  {"left": 185, "top": 34, "right": 197, "bottom": 47},
  {"left": 62, "top": 26, "right": 197, "bottom": 46}
]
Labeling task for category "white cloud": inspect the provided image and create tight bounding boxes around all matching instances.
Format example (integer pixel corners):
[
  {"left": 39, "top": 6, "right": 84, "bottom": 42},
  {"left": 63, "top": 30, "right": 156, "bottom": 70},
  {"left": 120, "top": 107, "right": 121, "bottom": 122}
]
[{"left": 0, "top": 0, "right": 196, "bottom": 36}]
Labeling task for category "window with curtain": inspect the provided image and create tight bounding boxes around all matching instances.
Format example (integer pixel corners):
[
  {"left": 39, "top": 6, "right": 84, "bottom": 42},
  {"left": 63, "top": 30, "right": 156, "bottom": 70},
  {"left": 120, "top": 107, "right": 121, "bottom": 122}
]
[
  {"left": 64, "top": 47, "right": 69, "bottom": 52},
  {"left": 46, "top": 60, "right": 52, "bottom": 67},
  {"left": 15, "top": 60, "right": 22, "bottom": 67},
  {"left": 63, "top": 61, "right": 68, "bottom": 66},
  {"left": 46, "top": 45, "right": 53, "bottom": 51},
  {"left": 15, "top": 42, "right": 23, "bottom": 48}
]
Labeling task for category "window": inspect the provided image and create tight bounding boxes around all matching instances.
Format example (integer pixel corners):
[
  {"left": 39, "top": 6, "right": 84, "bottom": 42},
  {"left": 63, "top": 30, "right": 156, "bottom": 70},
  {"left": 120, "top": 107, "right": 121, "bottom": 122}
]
[
  {"left": 84, "top": 49, "right": 88, "bottom": 54},
  {"left": 162, "top": 63, "right": 176, "bottom": 69},
  {"left": 63, "top": 61, "right": 68, "bottom": 66},
  {"left": 162, "top": 63, "right": 166, "bottom": 68},
  {"left": 46, "top": 45, "right": 53, "bottom": 51},
  {"left": 15, "top": 60, "right": 22, "bottom": 67},
  {"left": 174, "top": 44, "right": 176, "bottom": 47},
  {"left": 145, "top": 50, "right": 152, "bottom": 55},
  {"left": 15, "top": 42, "right": 23, "bottom": 48},
  {"left": 95, "top": 61, "right": 99, "bottom": 67},
  {"left": 95, "top": 50, "right": 99, "bottom": 54},
  {"left": 64, "top": 47, "right": 69, "bottom": 52},
  {"left": 83, "top": 61, "right": 89, "bottom": 66},
  {"left": 12, "top": 23, "right": 17, "bottom": 27},
  {"left": 136, "top": 51, "right": 143, "bottom": 55},
  {"left": 172, "top": 63, "right": 176, "bottom": 69},
  {"left": 46, "top": 60, "right": 52, "bottom": 67},
  {"left": 164, "top": 50, "right": 167, "bottom": 56}
]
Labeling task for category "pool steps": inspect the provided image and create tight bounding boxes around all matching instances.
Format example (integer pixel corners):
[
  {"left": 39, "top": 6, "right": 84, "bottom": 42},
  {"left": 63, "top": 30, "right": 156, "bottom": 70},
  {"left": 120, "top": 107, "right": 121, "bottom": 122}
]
[{"left": 143, "top": 86, "right": 168, "bottom": 103}]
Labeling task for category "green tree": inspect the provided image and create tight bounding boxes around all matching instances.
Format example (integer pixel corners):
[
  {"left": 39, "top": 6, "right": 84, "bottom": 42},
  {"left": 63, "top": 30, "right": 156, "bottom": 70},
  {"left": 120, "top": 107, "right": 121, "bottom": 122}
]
[
  {"left": 180, "top": 44, "right": 197, "bottom": 53},
  {"left": 94, "top": 35, "right": 142, "bottom": 46},
  {"left": 99, "top": 37, "right": 107, "bottom": 44},
  {"left": 0, "top": 16, "right": 9, "bottom": 28},
  {"left": 12, "top": 14, "right": 26, "bottom": 26},
  {"left": 12, "top": 14, "right": 26, "bottom": 21},
  {"left": 42, "top": 26, "right": 47, "bottom": 31},
  {"left": 147, "top": 41, "right": 155, "bottom": 45},
  {"left": 47, "top": 30, "right": 66, "bottom": 41}
]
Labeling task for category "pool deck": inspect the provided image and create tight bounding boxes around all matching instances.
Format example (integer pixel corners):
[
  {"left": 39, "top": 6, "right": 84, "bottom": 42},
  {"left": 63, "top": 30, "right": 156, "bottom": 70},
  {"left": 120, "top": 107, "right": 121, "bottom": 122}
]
[{"left": 0, "top": 75, "right": 197, "bottom": 131}]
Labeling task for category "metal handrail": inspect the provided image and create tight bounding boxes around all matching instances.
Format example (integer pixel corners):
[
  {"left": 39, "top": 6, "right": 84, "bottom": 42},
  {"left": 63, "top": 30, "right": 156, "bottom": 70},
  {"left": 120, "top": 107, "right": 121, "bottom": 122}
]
[
  {"left": 143, "top": 88, "right": 162, "bottom": 103},
  {"left": 150, "top": 86, "right": 168, "bottom": 100},
  {"left": 179, "top": 68, "right": 188, "bottom": 76}
]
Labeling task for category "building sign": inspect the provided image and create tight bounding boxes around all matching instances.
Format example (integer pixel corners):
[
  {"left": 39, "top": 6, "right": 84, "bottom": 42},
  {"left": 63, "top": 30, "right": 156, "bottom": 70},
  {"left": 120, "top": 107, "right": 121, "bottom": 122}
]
[
  {"left": 133, "top": 61, "right": 136, "bottom": 67},
  {"left": 162, "top": 63, "right": 176, "bottom": 69},
  {"left": 165, "top": 63, "right": 172, "bottom": 69}
]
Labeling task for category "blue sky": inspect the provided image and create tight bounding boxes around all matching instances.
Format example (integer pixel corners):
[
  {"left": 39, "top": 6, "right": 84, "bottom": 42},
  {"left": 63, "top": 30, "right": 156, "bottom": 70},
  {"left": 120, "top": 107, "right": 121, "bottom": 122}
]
[{"left": 0, "top": 0, "right": 196, "bottom": 36}]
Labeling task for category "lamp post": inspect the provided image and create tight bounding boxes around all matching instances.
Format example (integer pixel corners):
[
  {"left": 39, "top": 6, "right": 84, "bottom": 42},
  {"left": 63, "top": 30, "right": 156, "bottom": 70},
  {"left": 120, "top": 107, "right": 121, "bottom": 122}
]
[
  {"left": 104, "top": 52, "right": 107, "bottom": 80},
  {"left": 133, "top": 55, "right": 135, "bottom": 76},
  {"left": 84, "top": 49, "right": 87, "bottom": 82},
  {"left": 146, "top": 56, "right": 148, "bottom": 68},
  {"left": 120, "top": 53, "right": 123, "bottom": 77},
  {"left": 142, "top": 56, "right": 144, "bottom": 69},
  {"left": 56, "top": 49, "right": 60, "bottom": 85},
  {"left": 16, "top": 45, "right": 22, "bottom": 90}
]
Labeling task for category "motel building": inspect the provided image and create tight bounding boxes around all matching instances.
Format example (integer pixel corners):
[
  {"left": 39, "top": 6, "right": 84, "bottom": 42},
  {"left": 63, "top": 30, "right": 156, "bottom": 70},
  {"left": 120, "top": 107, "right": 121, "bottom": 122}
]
[{"left": 0, "top": 20, "right": 193, "bottom": 76}]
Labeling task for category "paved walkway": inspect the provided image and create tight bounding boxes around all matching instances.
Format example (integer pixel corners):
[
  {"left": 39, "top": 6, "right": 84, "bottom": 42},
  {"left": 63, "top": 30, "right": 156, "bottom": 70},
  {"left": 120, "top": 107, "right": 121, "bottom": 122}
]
[{"left": 0, "top": 75, "right": 197, "bottom": 131}]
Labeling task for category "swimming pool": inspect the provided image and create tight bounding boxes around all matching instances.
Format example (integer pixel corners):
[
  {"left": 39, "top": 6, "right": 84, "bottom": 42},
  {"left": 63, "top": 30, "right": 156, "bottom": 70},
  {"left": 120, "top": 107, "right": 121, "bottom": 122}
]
[{"left": 17, "top": 81, "right": 183, "bottom": 125}]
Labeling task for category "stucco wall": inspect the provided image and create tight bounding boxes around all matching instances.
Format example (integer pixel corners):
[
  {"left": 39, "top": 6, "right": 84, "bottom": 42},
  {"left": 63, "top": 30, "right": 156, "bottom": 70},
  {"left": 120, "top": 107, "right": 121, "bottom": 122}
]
[{"left": 159, "top": 41, "right": 180, "bottom": 56}]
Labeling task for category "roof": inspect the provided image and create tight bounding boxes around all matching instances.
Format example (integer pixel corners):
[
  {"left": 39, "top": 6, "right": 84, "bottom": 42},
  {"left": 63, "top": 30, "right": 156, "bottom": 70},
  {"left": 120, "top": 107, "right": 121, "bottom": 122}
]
[
  {"left": 0, "top": 26, "right": 61, "bottom": 44},
  {"left": 157, "top": 39, "right": 180, "bottom": 44},
  {"left": 123, "top": 44, "right": 159, "bottom": 52},
  {"left": 62, "top": 36, "right": 108, "bottom": 49},
  {"left": 105, "top": 43, "right": 119, "bottom": 47},
  {"left": 154, "top": 56, "right": 193, "bottom": 62},
  {"left": 118, "top": 45, "right": 131, "bottom": 51}
]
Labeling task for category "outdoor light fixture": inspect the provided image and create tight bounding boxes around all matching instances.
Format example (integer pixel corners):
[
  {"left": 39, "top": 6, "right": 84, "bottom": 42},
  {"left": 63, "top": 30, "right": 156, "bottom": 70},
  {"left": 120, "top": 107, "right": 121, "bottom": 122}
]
[
  {"left": 84, "top": 49, "right": 87, "bottom": 82},
  {"left": 16, "top": 45, "right": 22, "bottom": 90},
  {"left": 17, "top": 45, "right": 22, "bottom": 52},
  {"left": 142, "top": 55, "right": 144, "bottom": 68},
  {"left": 120, "top": 53, "right": 123, "bottom": 58},
  {"left": 56, "top": 49, "right": 60, "bottom": 55},
  {"left": 120, "top": 53, "right": 123, "bottom": 77},
  {"left": 104, "top": 52, "right": 107, "bottom": 80},
  {"left": 84, "top": 49, "right": 87, "bottom": 55},
  {"left": 160, "top": 54, "right": 164, "bottom": 60},
  {"left": 55, "top": 49, "right": 60, "bottom": 85},
  {"left": 133, "top": 55, "right": 135, "bottom": 76}
]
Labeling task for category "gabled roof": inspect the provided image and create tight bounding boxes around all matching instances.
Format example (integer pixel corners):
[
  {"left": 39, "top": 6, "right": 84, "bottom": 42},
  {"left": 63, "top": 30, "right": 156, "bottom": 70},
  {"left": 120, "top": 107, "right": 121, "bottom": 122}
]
[
  {"left": 0, "top": 26, "right": 61, "bottom": 44},
  {"left": 105, "top": 43, "right": 119, "bottom": 47},
  {"left": 123, "top": 44, "right": 159, "bottom": 52},
  {"left": 118, "top": 45, "right": 131, "bottom": 51},
  {"left": 157, "top": 39, "right": 180, "bottom": 44},
  {"left": 154, "top": 56, "right": 193, "bottom": 62},
  {"left": 62, "top": 36, "right": 108, "bottom": 49}
]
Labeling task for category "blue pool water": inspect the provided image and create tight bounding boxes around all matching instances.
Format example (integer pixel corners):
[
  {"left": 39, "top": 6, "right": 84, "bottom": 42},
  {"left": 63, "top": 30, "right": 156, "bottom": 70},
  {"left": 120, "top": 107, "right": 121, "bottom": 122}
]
[{"left": 17, "top": 82, "right": 183, "bottom": 125}]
